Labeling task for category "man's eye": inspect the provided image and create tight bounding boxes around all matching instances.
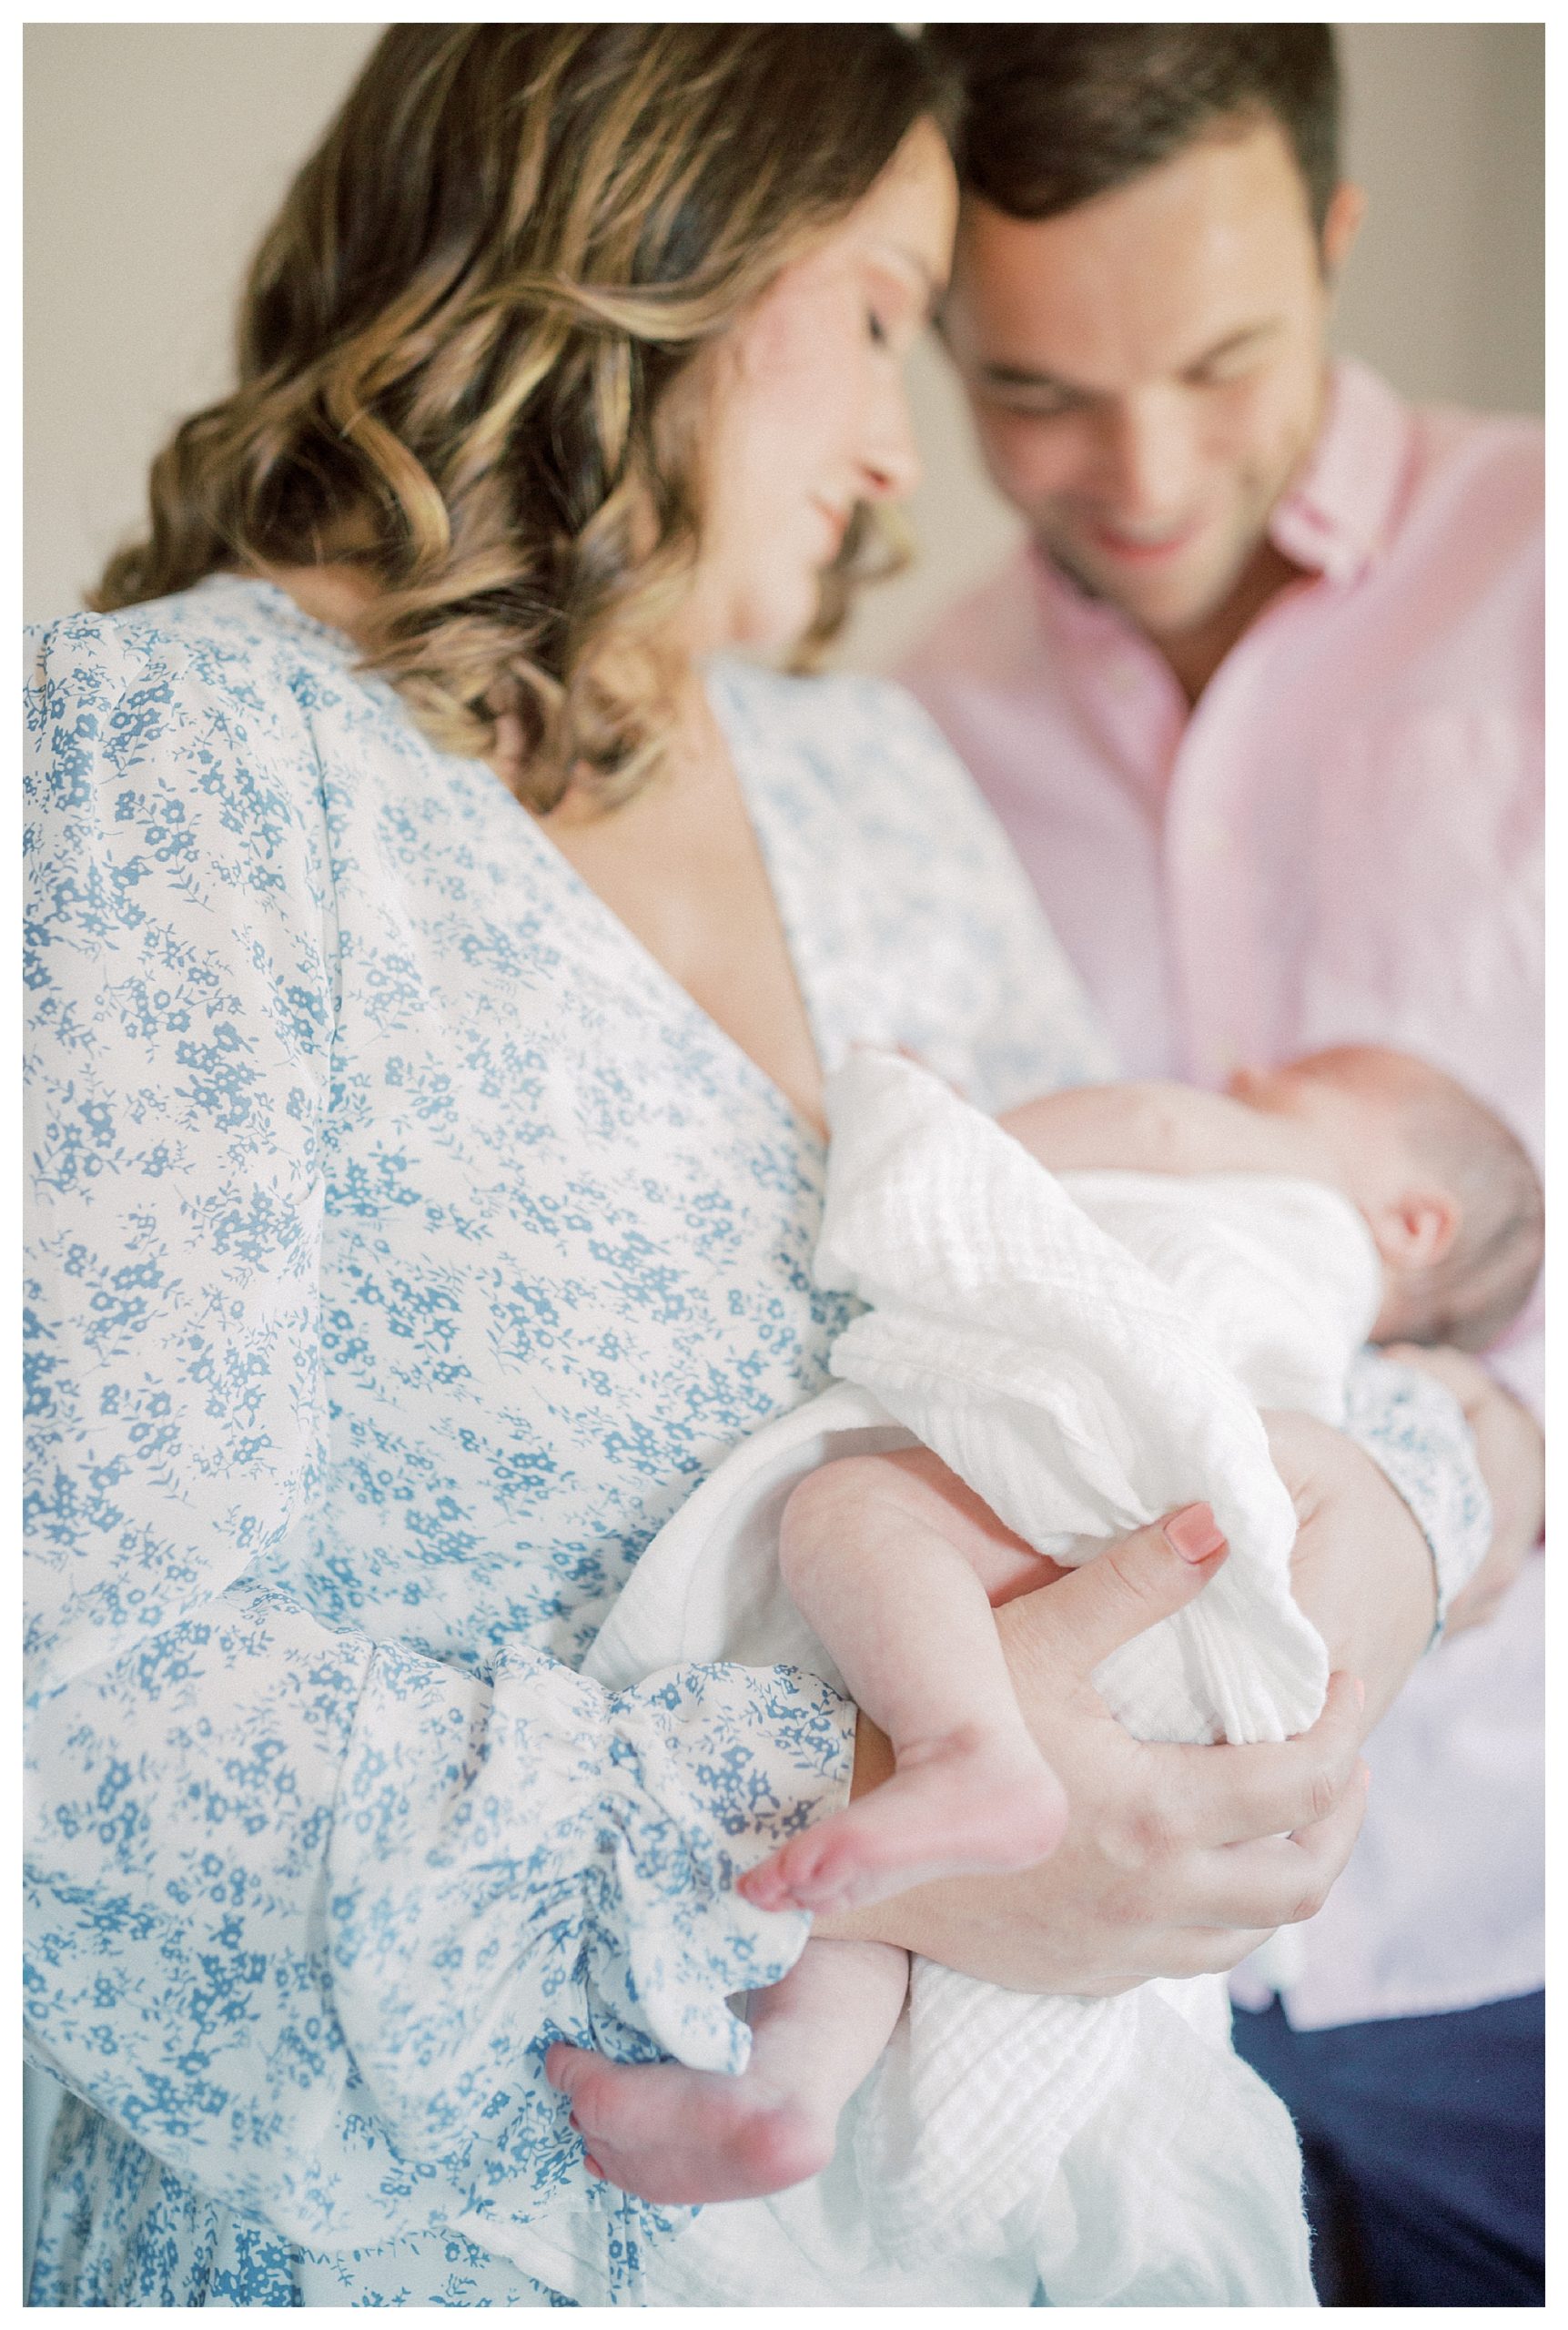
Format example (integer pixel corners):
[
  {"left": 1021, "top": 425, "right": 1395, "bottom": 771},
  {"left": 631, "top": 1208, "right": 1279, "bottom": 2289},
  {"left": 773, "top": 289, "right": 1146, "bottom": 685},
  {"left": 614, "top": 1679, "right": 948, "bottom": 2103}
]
[
  {"left": 1187, "top": 348, "right": 1264, "bottom": 388},
  {"left": 990, "top": 390, "right": 1077, "bottom": 420},
  {"left": 866, "top": 309, "right": 890, "bottom": 348}
]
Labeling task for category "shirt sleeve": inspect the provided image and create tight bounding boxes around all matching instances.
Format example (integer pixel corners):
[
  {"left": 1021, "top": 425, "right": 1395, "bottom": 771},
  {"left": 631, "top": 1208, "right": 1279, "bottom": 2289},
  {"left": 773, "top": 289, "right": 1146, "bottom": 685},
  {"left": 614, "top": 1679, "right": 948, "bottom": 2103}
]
[
  {"left": 24, "top": 615, "right": 852, "bottom": 2265},
  {"left": 1340, "top": 1350, "right": 1493, "bottom": 1637}
]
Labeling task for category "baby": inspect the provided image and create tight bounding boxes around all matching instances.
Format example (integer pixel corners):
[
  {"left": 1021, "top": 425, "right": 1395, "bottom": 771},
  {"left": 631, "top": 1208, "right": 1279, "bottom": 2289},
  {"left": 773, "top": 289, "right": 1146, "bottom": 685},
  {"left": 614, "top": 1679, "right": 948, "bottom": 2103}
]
[{"left": 547, "top": 1043, "right": 1543, "bottom": 2203}]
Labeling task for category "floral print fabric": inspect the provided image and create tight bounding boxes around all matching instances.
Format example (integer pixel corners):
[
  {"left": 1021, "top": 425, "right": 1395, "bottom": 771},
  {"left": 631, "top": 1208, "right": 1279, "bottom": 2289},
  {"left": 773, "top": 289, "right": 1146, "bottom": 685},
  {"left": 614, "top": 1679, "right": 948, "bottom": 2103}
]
[{"left": 24, "top": 578, "right": 1482, "bottom": 2305}]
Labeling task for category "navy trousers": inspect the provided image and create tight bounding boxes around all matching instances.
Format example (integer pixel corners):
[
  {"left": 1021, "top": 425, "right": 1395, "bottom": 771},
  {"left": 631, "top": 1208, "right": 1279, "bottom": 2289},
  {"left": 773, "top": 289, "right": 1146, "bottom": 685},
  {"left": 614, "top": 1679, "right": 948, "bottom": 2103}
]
[{"left": 1232, "top": 1990, "right": 1545, "bottom": 2306}]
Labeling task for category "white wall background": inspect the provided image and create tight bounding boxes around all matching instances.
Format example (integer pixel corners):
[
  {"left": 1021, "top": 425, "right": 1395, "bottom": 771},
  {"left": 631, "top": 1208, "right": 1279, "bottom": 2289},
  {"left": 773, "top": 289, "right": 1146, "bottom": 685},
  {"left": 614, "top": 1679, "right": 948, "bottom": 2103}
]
[{"left": 25, "top": 22, "right": 1543, "bottom": 669}]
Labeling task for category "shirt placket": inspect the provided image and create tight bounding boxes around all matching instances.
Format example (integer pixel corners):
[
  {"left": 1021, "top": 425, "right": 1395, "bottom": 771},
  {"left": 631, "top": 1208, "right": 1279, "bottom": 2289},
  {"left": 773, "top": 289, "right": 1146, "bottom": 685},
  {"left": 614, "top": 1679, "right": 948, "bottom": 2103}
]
[
  {"left": 1043, "top": 592, "right": 1189, "bottom": 1067},
  {"left": 1161, "top": 571, "right": 1336, "bottom": 1087},
  {"left": 1047, "top": 584, "right": 1185, "bottom": 816}
]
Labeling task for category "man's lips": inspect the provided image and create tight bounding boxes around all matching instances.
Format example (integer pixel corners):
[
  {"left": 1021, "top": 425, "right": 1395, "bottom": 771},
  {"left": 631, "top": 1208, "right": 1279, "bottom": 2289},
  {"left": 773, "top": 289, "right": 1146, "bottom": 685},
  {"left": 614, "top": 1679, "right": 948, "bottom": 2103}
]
[{"left": 1084, "top": 516, "right": 1204, "bottom": 563}]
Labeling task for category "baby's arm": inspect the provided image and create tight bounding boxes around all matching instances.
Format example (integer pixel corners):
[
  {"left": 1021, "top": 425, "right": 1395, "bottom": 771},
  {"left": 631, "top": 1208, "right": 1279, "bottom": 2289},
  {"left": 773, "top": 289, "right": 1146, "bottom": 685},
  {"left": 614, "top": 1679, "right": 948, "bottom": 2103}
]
[
  {"left": 737, "top": 1448, "right": 1068, "bottom": 1917},
  {"left": 999, "top": 1079, "right": 1323, "bottom": 1178}
]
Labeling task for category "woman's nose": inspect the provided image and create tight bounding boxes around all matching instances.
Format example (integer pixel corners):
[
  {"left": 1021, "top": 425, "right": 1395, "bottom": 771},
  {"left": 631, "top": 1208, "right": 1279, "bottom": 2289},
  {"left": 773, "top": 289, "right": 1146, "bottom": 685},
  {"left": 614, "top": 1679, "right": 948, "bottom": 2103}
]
[{"left": 856, "top": 373, "right": 923, "bottom": 502}]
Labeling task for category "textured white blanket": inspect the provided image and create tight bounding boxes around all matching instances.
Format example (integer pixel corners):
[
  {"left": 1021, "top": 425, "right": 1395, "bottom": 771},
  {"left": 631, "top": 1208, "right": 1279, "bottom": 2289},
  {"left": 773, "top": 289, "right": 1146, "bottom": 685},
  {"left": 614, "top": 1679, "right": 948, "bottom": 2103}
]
[{"left": 585, "top": 1052, "right": 1381, "bottom": 2305}]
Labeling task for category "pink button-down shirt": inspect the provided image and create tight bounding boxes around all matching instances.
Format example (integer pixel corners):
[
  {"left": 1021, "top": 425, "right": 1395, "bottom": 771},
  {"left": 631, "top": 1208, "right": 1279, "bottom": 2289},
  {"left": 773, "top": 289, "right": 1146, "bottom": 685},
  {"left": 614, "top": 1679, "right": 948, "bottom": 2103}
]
[{"left": 905, "top": 359, "right": 1543, "bottom": 2027}]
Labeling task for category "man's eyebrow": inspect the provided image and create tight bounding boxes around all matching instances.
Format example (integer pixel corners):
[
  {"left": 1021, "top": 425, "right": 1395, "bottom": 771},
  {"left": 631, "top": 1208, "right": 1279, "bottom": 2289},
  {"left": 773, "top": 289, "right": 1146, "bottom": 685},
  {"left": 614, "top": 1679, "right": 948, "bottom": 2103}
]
[
  {"left": 976, "top": 319, "right": 1285, "bottom": 395},
  {"left": 1181, "top": 319, "right": 1285, "bottom": 370}
]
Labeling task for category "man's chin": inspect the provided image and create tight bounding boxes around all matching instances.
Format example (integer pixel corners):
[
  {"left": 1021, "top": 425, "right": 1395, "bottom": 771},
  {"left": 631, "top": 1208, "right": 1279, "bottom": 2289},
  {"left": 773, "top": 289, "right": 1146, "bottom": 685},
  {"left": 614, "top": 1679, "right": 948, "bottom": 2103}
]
[{"left": 1043, "top": 533, "right": 1250, "bottom": 639}]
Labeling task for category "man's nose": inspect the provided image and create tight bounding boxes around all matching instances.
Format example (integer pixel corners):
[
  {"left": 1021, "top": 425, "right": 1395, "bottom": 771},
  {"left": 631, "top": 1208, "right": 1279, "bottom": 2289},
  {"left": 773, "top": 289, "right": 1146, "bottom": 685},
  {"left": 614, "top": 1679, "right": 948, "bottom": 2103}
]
[{"left": 1095, "top": 393, "right": 1198, "bottom": 518}]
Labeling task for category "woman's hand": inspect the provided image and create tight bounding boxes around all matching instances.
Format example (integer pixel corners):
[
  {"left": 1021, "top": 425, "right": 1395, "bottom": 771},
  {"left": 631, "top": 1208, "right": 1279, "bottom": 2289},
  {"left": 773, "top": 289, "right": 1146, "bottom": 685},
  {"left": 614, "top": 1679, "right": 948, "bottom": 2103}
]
[
  {"left": 1380, "top": 1344, "right": 1545, "bottom": 1636},
  {"left": 818, "top": 1504, "right": 1371, "bottom": 1996}
]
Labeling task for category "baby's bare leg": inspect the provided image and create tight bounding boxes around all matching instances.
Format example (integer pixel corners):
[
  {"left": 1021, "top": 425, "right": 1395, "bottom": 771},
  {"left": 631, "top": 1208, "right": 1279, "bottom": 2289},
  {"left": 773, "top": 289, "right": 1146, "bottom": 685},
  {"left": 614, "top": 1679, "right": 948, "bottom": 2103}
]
[
  {"left": 544, "top": 1938, "right": 907, "bottom": 2205},
  {"left": 738, "top": 1451, "right": 1068, "bottom": 1917}
]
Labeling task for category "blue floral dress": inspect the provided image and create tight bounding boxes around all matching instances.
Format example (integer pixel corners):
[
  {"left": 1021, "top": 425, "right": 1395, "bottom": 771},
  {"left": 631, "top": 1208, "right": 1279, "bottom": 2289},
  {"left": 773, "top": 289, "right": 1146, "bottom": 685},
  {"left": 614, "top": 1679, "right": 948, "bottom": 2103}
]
[{"left": 24, "top": 577, "right": 1485, "bottom": 2305}]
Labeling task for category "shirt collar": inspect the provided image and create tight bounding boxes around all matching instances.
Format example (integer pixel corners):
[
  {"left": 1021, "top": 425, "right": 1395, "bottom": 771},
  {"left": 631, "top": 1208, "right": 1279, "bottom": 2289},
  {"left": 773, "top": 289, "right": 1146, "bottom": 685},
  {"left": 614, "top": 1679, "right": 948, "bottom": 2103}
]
[{"left": 1267, "top": 357, "right": 1411, "bottom": 582}]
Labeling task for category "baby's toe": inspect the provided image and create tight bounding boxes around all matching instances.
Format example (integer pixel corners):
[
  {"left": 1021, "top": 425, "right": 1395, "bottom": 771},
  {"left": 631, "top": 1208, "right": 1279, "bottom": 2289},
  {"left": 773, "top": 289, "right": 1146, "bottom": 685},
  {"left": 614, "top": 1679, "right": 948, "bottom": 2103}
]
[
  {"left": 544, "top": 2041, "right": 586, "bottom": 2092},
  {"left": 736, "top": 1859, "right": 797, "bottom": 1910}
]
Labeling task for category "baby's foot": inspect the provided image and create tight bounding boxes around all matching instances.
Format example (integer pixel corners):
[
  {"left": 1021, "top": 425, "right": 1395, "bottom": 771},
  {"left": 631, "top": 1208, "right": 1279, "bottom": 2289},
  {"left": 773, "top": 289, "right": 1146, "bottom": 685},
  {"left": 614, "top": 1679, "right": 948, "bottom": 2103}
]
[
  {"left": 544, "top": 2042, "right": 835, "bottom": 2206},
  {"left": 737, "top": 1730, "right": 1068, "bottom": 1915}
]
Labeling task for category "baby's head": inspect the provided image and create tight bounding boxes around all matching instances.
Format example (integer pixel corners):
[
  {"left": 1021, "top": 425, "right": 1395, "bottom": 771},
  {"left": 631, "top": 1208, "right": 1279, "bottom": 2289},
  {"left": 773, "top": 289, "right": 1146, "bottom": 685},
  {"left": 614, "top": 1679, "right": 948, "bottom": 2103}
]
[{"left": 1228, "top": 1045, "right": 1543, "bottom": 1352}]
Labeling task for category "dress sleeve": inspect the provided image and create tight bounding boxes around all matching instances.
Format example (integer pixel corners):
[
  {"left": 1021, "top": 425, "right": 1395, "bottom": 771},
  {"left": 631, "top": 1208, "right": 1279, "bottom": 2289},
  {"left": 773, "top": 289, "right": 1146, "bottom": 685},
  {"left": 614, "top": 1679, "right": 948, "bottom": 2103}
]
[
  {"left": 24, "top": 616, "right": 852, "bottom": 2269},
  {"left": 1340, "top": 1350, "right": 1493, "bottom": 1637}
]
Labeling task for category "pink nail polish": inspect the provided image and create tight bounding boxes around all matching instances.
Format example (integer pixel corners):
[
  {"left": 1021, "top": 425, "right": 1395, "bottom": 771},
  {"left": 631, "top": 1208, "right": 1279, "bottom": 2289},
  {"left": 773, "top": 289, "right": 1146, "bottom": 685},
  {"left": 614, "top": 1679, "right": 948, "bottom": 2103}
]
[{"left": 1165, "top": 1504, "right": 1225, "bottom": 1563}]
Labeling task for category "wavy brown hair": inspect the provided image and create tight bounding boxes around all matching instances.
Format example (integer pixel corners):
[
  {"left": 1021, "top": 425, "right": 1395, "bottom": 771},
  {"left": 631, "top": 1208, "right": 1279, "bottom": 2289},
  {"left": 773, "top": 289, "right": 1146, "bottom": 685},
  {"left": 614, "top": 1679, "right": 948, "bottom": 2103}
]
[{"left": 91, "top": 25, "right": 957, "bottom": 809}]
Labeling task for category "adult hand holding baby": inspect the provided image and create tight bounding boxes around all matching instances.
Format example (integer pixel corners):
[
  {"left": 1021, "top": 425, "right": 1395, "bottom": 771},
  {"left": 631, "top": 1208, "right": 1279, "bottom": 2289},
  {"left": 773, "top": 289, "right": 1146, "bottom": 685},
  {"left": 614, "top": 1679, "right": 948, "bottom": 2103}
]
[{"left": 822, "top": 1478, "right": 1373, "bottom": 1999}]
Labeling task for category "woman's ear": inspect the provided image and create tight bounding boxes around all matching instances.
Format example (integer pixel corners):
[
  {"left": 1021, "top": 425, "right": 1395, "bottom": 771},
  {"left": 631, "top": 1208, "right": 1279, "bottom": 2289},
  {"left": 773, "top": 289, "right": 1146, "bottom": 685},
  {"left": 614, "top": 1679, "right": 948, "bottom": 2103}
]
[{"left": 1373, "top": 1187, "right": 1461, "bottom": 1271}]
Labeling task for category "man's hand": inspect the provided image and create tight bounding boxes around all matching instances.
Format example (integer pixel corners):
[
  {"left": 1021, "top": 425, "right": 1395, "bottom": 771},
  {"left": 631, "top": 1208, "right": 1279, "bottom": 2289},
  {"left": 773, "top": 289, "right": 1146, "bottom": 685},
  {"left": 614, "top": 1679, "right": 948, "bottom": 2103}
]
[
  {"left": 1381, "top": 1345, "right": 1545, "bottom": 1636},
  {"left": 818, "top": 1504, "right": 1371, "bottom": 1995}
]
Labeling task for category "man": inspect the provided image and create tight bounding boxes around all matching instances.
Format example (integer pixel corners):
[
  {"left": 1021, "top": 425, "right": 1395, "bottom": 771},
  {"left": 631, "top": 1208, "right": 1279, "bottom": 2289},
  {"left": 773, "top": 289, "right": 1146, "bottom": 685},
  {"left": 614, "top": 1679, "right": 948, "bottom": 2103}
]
[{"left": 908, "top": 25, "right": 1543, "bottom": 2309}]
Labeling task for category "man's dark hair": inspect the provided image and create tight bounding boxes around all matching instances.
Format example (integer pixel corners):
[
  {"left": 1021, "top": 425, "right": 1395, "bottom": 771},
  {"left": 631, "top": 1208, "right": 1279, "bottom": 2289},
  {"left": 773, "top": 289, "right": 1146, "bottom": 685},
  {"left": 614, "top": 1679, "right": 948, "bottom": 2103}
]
[{"left": 925, "top": 25, "right": 1341, "bottom": 236}]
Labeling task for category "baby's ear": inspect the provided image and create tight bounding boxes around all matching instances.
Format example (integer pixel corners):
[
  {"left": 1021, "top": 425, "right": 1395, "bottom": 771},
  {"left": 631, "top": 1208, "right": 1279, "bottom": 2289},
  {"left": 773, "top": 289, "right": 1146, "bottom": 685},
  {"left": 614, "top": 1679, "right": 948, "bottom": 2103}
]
[{"left": 1376, "top": 1188, "right": 1461, "bottom": 1271}]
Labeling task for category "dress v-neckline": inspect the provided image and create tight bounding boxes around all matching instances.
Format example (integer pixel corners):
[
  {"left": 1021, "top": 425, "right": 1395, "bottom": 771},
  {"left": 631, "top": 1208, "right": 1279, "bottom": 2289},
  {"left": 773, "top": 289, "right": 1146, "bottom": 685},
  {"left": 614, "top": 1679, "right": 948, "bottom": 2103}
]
[
  {"left": 519, "top": 667, "right": 832, "bottom": 1154},
  {"left": 215, "top": 575, "right": 831, "bottom": 1153}
]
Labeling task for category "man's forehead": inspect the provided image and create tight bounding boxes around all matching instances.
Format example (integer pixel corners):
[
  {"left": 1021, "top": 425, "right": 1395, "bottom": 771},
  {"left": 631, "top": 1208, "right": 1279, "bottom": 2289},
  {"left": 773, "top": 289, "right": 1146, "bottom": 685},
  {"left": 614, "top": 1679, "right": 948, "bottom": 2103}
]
[{"left": 946, "top": 116, "right": 1319, "bottom": 369}]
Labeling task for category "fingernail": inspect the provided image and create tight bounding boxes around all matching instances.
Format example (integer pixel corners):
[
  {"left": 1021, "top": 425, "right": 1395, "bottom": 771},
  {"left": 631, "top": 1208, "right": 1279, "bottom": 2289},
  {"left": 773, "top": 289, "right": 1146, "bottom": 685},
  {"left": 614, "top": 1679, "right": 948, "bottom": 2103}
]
[{"left": 1164, "top": 1503, "right": 1226, "bottom": 1563}]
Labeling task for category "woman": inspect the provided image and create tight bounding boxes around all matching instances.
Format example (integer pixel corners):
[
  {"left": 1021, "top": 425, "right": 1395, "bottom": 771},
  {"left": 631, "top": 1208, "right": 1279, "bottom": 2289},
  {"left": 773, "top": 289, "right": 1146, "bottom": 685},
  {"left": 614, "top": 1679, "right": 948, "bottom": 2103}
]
[{"left": 25, "top": 25, "right": 1480, "bottom": 2307}]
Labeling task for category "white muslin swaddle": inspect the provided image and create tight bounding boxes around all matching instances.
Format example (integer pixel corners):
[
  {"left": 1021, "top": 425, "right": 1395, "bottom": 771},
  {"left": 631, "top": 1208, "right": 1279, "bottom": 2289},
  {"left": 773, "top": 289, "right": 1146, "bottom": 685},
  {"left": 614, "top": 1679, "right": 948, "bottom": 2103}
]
[{"left": 585, "top": 1052, "right": 1381, "bottom": 2306}]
